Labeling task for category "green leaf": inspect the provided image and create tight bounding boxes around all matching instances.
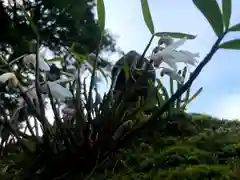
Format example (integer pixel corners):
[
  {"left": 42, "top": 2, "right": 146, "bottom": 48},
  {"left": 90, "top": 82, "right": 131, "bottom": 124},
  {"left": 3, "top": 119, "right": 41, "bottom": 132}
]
[
  {"left": 169, "top": 77, "right": 174, "bottom": 96},
  {"left": 222, "top": 0, "right": 232, "bottom": 29},
  {"left": 24, "top": 11, "right": 39, "bottom": 37},
  {"left": 192, "top": 0, "right": 224, "bottom": 36},
  {"left": 141, "top": 0, "right": 155, "bottom": 35},
  {"left": 98, "top": 67, "right": 109, "bottom": 84},
  {"left": 97, "top": 0, "right": 105, "bottom": 33},
  {"left": 72, "top": 52, "right": 86, "bottom": 63},
  {"left": 186, "top": 87, "right": 203, "bottom": 105},
  {"left": 47, "top": 57, "right": 64, "bottom": 62},
  {"left": 228, "top": 23, "right": 240, "bottom": 32},
  {"left": 157, "top": 79, "right": 169, "bottom": 101},
  {"left": 69, "top": 42, "right": 76, "bottom": 52},
  {"left": 123, "top": 58, "right": 130, "bottom": 82},
  {"left": 218, "top": 39, "right": 240, "bottom": 49},
  {"left": 155, "top": 32, "right": 196, "bottom": 39}
]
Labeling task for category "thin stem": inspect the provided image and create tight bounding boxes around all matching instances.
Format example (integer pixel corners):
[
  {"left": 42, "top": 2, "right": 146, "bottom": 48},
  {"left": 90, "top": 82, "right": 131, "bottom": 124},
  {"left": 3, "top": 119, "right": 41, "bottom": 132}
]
[
  {"left": 136, "top": 34, "right": 155, "bottom": 68},
  {"left": 34, "top": 37, "right": 46, "bottom": 122},
  {"left": 87, "top": 38, "right": 102, "bottom": 122}
]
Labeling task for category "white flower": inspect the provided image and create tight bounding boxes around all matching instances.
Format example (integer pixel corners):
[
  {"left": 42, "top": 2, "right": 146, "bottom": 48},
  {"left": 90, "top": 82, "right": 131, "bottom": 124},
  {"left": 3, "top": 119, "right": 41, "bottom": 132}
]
[
  {"left": 23, "top": 53, "right": 50, "bottom": 71},
  {"left": 169, "top": 50, "right": 199, "bottom": 66},
  {"left": 158, "top": 35, "right": 174, "bottom": 47},
  {"left": 0, "top": 73, "right": 18, "bottom": 87},
  {"left": 151, "top": 37, "right": 199, "bottom": 70},
  {"left": 160, "top": 67, "right": 184, "bottom": 84},
  {"left": 152, "top": 53, "right": 178, "bottom": 70},
  {"left": 46, "top": 81, "right": 73, "bottom": 101}
]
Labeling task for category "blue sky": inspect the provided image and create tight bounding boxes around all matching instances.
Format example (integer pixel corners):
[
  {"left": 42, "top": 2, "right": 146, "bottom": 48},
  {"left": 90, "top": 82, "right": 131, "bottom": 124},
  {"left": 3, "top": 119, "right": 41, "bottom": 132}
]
[{"left": 100, "top": 0, "right": 240, "bottom": 119}]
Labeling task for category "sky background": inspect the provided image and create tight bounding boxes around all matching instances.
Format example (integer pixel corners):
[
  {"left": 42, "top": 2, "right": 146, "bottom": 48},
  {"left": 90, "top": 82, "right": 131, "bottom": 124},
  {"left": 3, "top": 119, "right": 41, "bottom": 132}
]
[{"left": 98, "top": 0, "right": 240, "bottom": 120}]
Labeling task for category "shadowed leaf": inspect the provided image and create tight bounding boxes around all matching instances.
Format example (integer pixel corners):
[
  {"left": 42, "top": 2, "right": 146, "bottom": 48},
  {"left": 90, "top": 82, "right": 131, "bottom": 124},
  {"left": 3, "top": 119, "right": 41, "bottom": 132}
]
[
  {"left": 228, "top": 23, "right": 240, "bottom": 32},
  {"left": 193, "top": 0, "right": 224, "bottom": 36},
  {"left": 155, "top": 32, "right": 196, "bottom": 39},
  {"left": 218, "top": 39, "right": 240, "bottom": 49}
]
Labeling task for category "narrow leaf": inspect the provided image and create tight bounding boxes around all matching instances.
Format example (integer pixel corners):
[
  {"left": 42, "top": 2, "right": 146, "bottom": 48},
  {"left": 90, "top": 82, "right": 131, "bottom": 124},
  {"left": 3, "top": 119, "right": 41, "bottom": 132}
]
[
  {"left": 222, "top": 0, "right": 232, "bottom": 29},
  {"left": 228, "top": 23, "right": 240, "bottom": 32},
  {"left": 72, "top": 52, "right": 86, "bottom": 63},
  {"left": 157, "top": 79, "right": 169, "bottom": 101},
  {"left": 97, "top": 0, "right": 105, "bottom": 33},
  {"left": 141, "top": 0, "right": 155, "bottom": 35},
  {"left": 181, "top": 87, "right": 191, "bottom": 110},
  {"left": 218, "top": 39, "right": 240, "bottom": 49},
  {"left": 182, "top": 66, "right": 187, "bottom": 81},
  {"left": 169, "top": 77, "right": 174, "bottom": 96},
  {"left": 187, "top": 87, "right": 203, "bottom": 104},
  {"left": 69, "top": 42, "right": 76, "bottom": 52},
  {"left": 155, "top": 32, "right": 196, "bottom": 39},
  {"left": 176, "top": 70, "right": 183, "bottom": 110},
  {"left": 123, "top": 58, "right": 130, "bottom": 82},
  {"left": 98, "top": 67, "right": 109, "bottom": 84},
  {"left": 193, "top": 0, "right": 224, "bottom": 36},
  {"left": 47, "top": 57, "right": 64, "bottom": 62}
]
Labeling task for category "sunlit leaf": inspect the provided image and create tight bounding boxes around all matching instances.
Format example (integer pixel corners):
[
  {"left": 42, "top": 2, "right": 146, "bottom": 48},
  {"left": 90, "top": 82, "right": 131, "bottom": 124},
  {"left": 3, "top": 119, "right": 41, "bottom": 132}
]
[
  {"left": 193, "top": 0, "right": 224, "bottom": 36},
  {"left": 228, "top": 23, "right": 240, "bottom": 32},
  {"left": 222, "top": 0, "right": 232, "bottom": 29},
  {"left": 218, "top": 39, "right": 240, "bottom": 49},
  {"left": 97, "top": 0, "right": 105, "bottom": 33},
  {"left": 141, "top": 0, "right": 155, "bottom": 35},
  {"left": 155, "top": 32, "right": 196, "bottom": 39},
  {"left": 72, "top": 52, "right": 86, "bottom": 63},
  {"left": 69, "top": 42, "right": 76, "bottom": 52},
  {"left": 47, "top": 57, "right": 64, "bottom": 62}
]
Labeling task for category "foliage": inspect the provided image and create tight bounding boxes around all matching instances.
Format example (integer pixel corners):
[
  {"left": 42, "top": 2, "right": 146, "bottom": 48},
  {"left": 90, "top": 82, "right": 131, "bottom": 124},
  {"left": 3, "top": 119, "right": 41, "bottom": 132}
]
[
  {"left": 0, "top": 0, "right": 116, "bottom": 59},
  {"left": 88, "top": 113, "right": 240, "bottom": 180}
]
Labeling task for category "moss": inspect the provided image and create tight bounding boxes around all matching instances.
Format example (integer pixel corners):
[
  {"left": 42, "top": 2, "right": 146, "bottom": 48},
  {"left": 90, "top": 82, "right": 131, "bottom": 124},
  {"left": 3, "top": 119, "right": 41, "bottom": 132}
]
[
  {"left": 91, "top": 113, "right": 240, "bottom": 180},
  {"left": 2, "top": 113, "right": 240, "bottom": 179}
]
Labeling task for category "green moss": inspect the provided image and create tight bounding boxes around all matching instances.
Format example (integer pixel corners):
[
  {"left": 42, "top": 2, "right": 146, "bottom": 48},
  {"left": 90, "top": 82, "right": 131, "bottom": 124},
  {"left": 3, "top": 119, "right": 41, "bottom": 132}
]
[{"left": 2, "top": 113, "right": 240, "bottom": 179}]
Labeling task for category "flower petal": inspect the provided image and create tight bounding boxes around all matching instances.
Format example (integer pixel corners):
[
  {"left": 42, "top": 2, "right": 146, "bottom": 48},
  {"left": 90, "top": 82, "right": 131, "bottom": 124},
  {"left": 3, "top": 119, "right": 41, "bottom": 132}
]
[
  {"left": 160, "top": 67, "right": 184, "bottom": 83},
  {"left": 163, "top": 37, "right": 187, "bottom": 53},
  {"left": 158, "top": 35, "right": 174, "bottom": 47},
  {"left": 170, "top": 50, "right": 199, "bottom": 66},
  {"left": 0, "top": 73, "right": 18, "bottom": 87},
  {"left": 23, "top": 53, "right": 50, "bottom": 71},
  {"left": 47, "top": 81, "right": 72, "bottom": 100}
]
